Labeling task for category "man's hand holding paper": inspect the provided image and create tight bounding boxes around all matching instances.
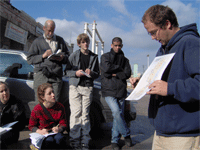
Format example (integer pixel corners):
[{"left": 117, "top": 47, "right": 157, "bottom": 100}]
[
  {"left": 126, "top": 53, "right": 175, "bottom": 100},
  {"left": 42, "top": 49, "right": 52, "bottom": 59},
  {"left": 147, "top": 80, "right": 168, "bottom": 96},
  {"left": 47, "top": 49, "right": 65, "bottom": 61},
  {"left": 130, "top": 77, "right": 140, "bottom": 89}
]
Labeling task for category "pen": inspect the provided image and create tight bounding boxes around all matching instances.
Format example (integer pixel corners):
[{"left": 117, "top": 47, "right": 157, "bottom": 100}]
[{"left": 49, "top": 124, "right": 60, "bottom": 132}]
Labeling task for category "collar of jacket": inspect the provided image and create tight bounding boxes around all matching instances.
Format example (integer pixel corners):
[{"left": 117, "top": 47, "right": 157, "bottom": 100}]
[{"left": 110, "top": 48, "right": 124, "bottom": 56}]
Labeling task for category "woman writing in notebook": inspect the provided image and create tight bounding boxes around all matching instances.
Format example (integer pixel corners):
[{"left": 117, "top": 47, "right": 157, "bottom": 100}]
[{"left": 28, "top": 83, "right": 67, "bottom": 149}]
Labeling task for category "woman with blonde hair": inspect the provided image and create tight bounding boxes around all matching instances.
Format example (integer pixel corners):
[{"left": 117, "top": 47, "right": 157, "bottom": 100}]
[{"left": 0, "top": 81, "right": 26, "bottom": 149}]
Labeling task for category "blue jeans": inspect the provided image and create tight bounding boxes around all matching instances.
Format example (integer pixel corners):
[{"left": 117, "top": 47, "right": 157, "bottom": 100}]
[
  {"left": 105, "top": 96, "right": 130, "bottom": 143},
  {"left": 42, "top": 133, "right": 66, "bottom": 149}
]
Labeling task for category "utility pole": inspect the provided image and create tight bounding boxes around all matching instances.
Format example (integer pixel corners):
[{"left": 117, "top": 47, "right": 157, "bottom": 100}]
[
  {"left": 143, "top": 65, "right": 145, "bottom": 74},
  {"left": 147, "top": 54, "right": 149, "bottom": 68}
]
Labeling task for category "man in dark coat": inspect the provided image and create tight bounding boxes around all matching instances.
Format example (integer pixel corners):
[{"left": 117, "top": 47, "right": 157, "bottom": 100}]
[{"left": 100, "top": 37, "right": 132, "bottom": 150}]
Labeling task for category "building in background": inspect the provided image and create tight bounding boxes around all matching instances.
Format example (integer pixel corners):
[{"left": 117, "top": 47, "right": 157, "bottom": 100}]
[{"left": 0, "top": 0, "right": 73, "bottom": 52}]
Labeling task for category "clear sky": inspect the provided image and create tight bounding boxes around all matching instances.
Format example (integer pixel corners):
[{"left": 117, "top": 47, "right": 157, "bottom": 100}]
[{"left": 11, "top": 0, "right": 200, "bottom": 73}]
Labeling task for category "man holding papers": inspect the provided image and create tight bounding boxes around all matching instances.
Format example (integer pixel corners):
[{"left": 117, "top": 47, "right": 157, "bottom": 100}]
[
  {"left": 0, "top": 81, "right": 26, "bottom": 149},
  {"left": 131, "top": 4, "right": 200, "bottom": 150},
  {"left": 27, "top": 20, "right": 69, "bottom": 102}
]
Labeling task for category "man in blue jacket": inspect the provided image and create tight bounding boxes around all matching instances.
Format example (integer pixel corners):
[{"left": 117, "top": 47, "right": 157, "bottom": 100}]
[{"left": 131, "top": 4, "right": 200, "bottom": 149}]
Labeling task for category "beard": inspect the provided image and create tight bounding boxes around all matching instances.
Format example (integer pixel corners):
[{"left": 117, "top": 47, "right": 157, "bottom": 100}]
[{"left": 46, "top": 34, "right": 54, "bottom": 39}]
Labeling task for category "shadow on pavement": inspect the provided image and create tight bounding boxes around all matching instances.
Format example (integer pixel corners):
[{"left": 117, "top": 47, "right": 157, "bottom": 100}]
[{"left": 129, "top": 115, "right": 155, "bottom": 149}]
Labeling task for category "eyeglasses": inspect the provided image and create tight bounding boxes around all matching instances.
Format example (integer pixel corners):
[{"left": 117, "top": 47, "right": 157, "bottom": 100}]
[{"left": 148, "top": 28, "right": 160, "bottom": 37}]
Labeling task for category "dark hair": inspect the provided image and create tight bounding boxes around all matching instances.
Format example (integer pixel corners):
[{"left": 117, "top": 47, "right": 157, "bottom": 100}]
[
  {"left": 142, "top": 4, "right": 179, "bottom": 28},
  {"left": 112, "top": 37, "right": 122, "bottom": 44},
  {"left": 37, "top": 83, "right": 53, "bottom": 103},
  {"left": 77, "top": 33, "right": 90, "bottom": 46}
]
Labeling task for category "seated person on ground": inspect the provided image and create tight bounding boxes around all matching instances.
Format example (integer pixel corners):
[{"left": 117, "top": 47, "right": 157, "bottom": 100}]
[
  {"left": 28, "top": 83, "right": 68, "bottom": 149},
  {"left": 0, "top": 81, "right": 26, "bottom": 149}
]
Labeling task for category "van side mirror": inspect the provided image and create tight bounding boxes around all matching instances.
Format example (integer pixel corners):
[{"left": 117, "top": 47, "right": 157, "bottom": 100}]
[{"left": 3, "top": 63, "right": 22, "bottom": 78}]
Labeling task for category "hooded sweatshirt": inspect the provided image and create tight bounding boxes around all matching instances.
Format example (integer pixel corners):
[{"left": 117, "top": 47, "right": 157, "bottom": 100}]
[{"left": 149, "top": 23, "right": 200, "bottom": 137}]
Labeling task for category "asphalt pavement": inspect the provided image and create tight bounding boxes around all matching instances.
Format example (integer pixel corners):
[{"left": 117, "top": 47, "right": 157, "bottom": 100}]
[
  {"left": 95, "top": 94, "right": 155, "bottom": 150},
  {"left": 7, "top": 94, "right": 155, "bottom": 150}
]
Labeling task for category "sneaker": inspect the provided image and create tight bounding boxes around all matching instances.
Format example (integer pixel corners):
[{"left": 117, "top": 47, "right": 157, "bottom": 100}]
[
  {"left": 124, "top": 135, "right": 132, "bottom": 147},
  {"left": 111, "top": 143, "right": 120, "bottom": 150},
  {"left": 82, "top": 143, "right": 89, "bottom": 150}
]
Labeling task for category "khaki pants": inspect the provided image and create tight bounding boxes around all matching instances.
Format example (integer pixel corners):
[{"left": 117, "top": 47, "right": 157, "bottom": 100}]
[
  {"left": 69, "top": 85, "right": 93, "bottom": 145},
  {"left": 152, "top": 131, "right": 200, "bottom": 150}
]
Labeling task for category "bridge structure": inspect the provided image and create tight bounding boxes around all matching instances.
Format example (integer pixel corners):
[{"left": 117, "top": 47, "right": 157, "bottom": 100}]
[{"left": 84, "top": 20, "right": 104, "bottom": 56}]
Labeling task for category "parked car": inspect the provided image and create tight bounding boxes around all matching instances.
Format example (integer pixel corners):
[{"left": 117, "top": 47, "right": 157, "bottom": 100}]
[{"left": 0, "top": 49, "right": 136, "bottom": 136}]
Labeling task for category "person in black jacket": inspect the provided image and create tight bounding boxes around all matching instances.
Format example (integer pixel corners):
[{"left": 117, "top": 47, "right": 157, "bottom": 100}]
[
  {"left": 100, "top": 37, "right": 132, "bottom": 150},
  {"left": 0, "top": 81, "right": 26, "bottom": 149}
]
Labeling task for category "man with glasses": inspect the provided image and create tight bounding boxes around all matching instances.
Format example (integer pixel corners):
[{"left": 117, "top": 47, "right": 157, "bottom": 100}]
[
  {"left": 100, "top": 37, "right": 132, "bottom": 150},
  {"left": 131, "top": 4, "right": 200, "bottom": 149}
]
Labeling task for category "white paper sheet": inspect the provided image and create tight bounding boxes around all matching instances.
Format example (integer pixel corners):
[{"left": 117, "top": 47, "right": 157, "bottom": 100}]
[
  {"left": 126, "top": 53, "right": 175, "bottom": 101},
  {"left": 29, "top": 132, "right": 57, "bottom": 149},
  {"left": 2, "top": 121, "right": 18, "bottom": 128},
  {"left": 0, "top": 127, "right": 12, "bottom": 135},
  {"left": 0, "top": 121, "right": 18, "bottom": 135},
  {"left": 47, "top": 49, "right": 64, "bottom": 60},
  {"left": 81, "top": 71, "right": 91, "bottom": 78}
]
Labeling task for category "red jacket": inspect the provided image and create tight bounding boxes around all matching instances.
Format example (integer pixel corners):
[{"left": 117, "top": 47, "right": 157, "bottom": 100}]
[{"left": 28, "top": 102, "right": 67, "bottom": 132}]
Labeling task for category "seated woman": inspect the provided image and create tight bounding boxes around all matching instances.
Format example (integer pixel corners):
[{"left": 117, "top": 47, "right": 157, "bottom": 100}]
[
  {"left": 28, "top": 83, "right": 67, "bottom": 149},
  {"left": 0, "top": 81, "right": 26, "bottom": 149}
]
